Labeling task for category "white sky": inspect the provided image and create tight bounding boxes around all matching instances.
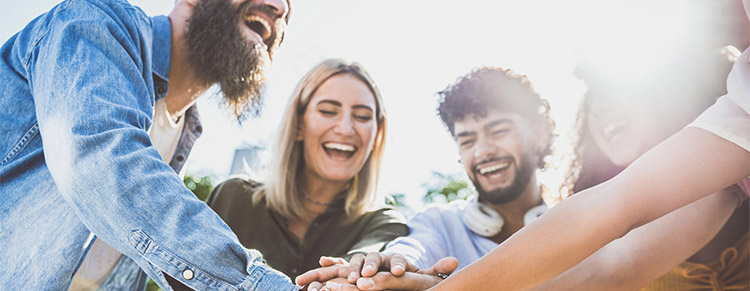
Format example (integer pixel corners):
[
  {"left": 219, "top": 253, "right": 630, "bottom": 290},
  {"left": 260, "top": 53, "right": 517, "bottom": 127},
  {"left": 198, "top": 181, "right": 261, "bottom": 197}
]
[{"left": 0, "top": 0, "right": 702, "bottom": 209}]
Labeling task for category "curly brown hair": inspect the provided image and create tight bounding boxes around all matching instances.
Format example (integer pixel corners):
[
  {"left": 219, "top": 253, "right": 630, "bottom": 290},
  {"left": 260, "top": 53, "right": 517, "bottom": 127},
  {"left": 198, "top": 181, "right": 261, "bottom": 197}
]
[{"left": 437, "top": 67, "right": 555, "bottom": 169}]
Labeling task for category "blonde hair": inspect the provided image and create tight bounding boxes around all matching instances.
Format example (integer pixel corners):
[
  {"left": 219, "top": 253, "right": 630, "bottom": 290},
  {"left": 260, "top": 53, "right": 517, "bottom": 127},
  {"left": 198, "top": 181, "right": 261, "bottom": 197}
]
[{"left": 253, "top": 59, "right": 387, "bottom": 221}]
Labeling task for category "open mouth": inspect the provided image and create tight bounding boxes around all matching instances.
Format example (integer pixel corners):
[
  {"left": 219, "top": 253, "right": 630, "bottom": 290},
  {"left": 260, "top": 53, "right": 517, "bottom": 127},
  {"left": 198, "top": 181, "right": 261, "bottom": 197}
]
[
  {"left": 476, "top": 159, "right": 512, "bottom": 176},
  {"left": 602, "top": 120, "right": 629, "bottom": 141},
  {"left": 322, "top": 142, "right": 357, "bottom": 159},
  {"left": 244, "top": 15, "right": 271, "bottom": 43}
]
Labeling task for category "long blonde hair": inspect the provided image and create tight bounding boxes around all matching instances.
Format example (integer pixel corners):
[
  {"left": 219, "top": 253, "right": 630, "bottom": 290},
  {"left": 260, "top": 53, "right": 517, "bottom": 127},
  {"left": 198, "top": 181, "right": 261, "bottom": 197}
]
[{"left": 253, "top": 59, "right": 387, "bottom": 221}]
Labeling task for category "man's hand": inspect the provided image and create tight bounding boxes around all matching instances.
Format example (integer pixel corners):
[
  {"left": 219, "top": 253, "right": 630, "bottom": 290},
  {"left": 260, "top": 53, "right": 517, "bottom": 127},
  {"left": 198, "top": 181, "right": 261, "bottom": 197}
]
[
  {"left": 296, "top": 256, "right": 355, "bottom": 287},
  {"left": 354, "top": 257, "right": 459, "bottom": 290},
  {"left": 302, "top": 257, "right": 459, "bottom": 291},
  {"left": 296, "top": 253, "right": 421, "bottom": 287}
]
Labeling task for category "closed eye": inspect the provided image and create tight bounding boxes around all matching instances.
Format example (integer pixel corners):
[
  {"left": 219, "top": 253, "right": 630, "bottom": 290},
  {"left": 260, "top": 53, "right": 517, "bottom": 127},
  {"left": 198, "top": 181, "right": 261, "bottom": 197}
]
[
  {"left": 492, "top": 129, "right": 509, "bottom": 136},
  {"left": 354, "top": 115, "right": 372, "bottom": 121},
  {"left": 460, "top": 139, "right": 475, "bottom": 147},
  {"left": 319, "top": 109, "right": 336, "bottom": 116}
]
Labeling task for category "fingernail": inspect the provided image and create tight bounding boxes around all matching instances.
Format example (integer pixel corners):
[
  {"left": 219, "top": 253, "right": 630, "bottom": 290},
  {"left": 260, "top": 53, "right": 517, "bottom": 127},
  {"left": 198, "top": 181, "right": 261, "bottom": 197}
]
[
  {"left": 310, "top": 288, "right": 318, "bottom": 291},
  {"left": 393, "top": 264, "right": 405, "bottom": 273},
  {"left": 359, "top": 278, "right": 374, "bottom": 289},
  {"left": 348, "top": 271, "right": 358, "bottom": 281},
  {"left": 325, "top": 282, "right": 341, "bottom": 290},
  {"left": 363, "top": 264, "right": 375, "bottom": 272}
]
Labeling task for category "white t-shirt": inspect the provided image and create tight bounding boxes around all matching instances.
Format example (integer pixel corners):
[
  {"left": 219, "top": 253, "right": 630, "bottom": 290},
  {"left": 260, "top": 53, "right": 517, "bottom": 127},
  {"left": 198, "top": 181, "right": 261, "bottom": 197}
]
[
  {"left": 689, "top": 47, "right": 750, "bottom": 195},
  {"left": 148, "top": 98, "right": 186, "bottom": 163}
]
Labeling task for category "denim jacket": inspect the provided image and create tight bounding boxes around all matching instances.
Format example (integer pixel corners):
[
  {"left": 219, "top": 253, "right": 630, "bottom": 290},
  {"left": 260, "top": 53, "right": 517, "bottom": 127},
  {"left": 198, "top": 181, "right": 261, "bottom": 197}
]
[{"left": 0, "top": 0, "right": 297, "bottom": 290}]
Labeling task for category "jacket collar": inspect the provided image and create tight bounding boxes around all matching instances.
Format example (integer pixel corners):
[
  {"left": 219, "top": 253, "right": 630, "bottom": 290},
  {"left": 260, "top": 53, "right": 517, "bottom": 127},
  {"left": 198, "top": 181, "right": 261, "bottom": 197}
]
[{"left": 151, "top": 15, "right": 171, "bottom": 91}]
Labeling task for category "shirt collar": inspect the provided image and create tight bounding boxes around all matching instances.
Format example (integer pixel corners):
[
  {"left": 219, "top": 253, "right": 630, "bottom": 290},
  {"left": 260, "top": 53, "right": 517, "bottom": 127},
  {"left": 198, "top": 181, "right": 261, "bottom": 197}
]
[{"left": 151, "top": 15, "right": 171, "bottom": 85}]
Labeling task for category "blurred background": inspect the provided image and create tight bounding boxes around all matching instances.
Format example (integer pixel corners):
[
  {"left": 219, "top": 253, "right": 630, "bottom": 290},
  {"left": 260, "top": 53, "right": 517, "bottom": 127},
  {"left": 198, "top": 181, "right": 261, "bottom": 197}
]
[{"left": 1, "top": 0, "right": 747, "bottom": 215}]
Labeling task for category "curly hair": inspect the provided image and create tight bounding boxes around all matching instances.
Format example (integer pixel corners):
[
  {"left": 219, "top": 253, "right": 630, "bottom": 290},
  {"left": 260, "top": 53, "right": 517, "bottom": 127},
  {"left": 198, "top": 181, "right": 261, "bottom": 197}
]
[{"left": 437, "top": 67, "right": 555, "bottom": 169}]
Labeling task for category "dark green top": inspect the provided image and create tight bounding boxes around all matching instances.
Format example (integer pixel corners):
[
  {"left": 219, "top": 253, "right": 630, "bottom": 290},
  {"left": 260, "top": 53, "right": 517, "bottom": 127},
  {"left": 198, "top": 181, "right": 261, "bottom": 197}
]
[{"left": 207, "top": 178, "right": 409, "bottom": 279}]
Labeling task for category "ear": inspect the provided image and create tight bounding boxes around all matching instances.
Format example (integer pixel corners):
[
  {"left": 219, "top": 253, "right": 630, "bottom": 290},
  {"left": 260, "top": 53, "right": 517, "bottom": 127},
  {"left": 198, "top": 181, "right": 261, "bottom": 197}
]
[{"left": 532, "top": 121, "right": 551, "bottom": 154}]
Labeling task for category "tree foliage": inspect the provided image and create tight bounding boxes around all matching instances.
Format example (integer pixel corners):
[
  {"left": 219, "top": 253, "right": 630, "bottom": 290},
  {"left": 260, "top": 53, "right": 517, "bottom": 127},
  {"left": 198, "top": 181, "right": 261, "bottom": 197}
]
[
  {"left": 422, "top": 171, "right": 473, "bottom": 204},
  {"left": 183, "top": 174, "right": 215, "bottom": 202}
]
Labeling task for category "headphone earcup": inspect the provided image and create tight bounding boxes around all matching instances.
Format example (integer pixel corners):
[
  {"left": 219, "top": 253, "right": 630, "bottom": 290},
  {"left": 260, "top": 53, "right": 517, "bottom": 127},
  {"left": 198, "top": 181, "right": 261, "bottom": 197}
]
[
  {"left": 463, "top": 199, "right": 504, "bottom": 237},
  {"left": 523, "top": 204, "right": 548, "bottom": 226}
]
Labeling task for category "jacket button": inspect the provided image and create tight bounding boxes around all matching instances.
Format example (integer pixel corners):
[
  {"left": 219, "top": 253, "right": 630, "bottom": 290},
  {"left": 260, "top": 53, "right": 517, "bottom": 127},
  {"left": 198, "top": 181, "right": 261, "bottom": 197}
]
[
  {"left": 182, "top": 269, "right": 194, "bottom": 280},
  {"left": 157, "top": 87, "right": 166, "bottom": 94},
  {"left": 176, "top": 155, "right": 185, "bottom": 162},
  {"left": 292, "top": 268, "right": 298, "bottom": 274}
]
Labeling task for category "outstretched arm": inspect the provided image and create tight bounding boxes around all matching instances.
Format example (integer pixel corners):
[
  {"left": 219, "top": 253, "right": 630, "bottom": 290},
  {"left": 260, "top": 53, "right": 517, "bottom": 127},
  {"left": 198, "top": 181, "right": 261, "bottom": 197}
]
[
  {"left": 428, "top": 128, "right": 750, "bottom": 290},
  {"left": 532, "top": 187, "right": 742, "bottom": 290}
]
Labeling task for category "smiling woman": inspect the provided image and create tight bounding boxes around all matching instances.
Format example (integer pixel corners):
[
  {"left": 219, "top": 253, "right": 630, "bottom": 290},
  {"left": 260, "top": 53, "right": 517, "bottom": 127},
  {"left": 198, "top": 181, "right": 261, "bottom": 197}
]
[{"left": 206, "top": 59, "right": 408, "bottom": 279}]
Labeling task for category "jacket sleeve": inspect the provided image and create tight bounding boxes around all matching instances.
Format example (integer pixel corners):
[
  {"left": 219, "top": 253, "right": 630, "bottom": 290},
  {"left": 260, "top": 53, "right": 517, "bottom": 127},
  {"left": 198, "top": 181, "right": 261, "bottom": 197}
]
[
  {"left": 28, "top": 2, "right": 295, "bottom": 290},
  {"left": 382, "top": 208, "right": 450, "bottom": 270}
]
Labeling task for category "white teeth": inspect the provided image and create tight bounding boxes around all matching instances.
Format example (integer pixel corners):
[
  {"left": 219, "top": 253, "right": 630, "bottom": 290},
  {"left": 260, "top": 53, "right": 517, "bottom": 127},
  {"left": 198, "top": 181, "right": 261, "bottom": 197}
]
[
  {"left": 478, "top": 161, "right": 510, "bottom": 175},
  {"left": 245, "top": 15, "right": 271, "bottom": 40},
  {"left": 602, "top": 120, "right": 628, "bottom": 140},
  {"left": 324, "top": 142, "right": 355, "bottom": 152}
]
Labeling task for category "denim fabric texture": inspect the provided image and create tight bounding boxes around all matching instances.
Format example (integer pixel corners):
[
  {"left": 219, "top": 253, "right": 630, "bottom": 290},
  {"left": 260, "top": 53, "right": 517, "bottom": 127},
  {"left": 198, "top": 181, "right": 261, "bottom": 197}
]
[{"left": 0, "top": 0, "right": 297, "bottom": 290}]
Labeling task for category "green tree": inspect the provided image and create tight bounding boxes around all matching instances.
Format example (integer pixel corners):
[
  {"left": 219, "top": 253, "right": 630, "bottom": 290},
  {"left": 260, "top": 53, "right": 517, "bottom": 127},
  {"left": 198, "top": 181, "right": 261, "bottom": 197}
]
[
  {"left": 422, "top": 171, "right": 473, "bottom": 204},
  {"left": 183, "top": 174, "right": 215, "bottom": 202}
]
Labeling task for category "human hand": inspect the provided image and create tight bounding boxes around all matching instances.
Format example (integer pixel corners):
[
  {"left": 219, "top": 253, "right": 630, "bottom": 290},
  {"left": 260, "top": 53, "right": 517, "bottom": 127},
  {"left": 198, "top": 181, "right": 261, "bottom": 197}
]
[
  {"left": 302, "top": 256, "right": 458, "bottom": 291},
  {"left": 296, "top": 252, "right": 420, "bottom": 287},
  {"left": 296, "top": 256, "right": 356, "bottom": 287},
  {"left": 354, "top": 257, "right": 458, "bottom": 290},
  {"left": 304, "top": 277, "right": 357, "bottom": 291}
]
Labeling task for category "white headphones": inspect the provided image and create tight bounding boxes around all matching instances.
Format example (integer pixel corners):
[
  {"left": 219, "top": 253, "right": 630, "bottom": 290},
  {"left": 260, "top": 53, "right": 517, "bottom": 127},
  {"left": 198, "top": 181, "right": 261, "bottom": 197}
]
[{"left": 462, "top": 195, "right": 548, "bottom": 237}]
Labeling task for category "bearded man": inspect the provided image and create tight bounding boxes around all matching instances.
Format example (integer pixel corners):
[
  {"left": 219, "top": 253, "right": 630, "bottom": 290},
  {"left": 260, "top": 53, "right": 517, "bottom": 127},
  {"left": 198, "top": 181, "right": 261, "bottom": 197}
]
[{"left": 0, "top": 0, "right": 297, "bottom": 290}]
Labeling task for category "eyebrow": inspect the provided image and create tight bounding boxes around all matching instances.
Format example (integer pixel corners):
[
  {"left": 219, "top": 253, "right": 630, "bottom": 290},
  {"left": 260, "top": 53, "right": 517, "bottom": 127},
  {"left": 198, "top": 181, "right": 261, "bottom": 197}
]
[
  {"left": 484, "top": 118, "right": 513, "bottom": 131},
  {"left": 317, "top": 100, "right": 341, "bottom": 107},
  {"left": 317, "top": 100, "right": 374, "bottom": 112}
]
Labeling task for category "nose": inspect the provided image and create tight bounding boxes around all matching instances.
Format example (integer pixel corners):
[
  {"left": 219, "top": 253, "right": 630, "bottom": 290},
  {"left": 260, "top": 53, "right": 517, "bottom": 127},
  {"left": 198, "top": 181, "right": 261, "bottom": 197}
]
[
  {"left": 333, "top": 116, "right": 355, "bottom": 136},
  {"left": 258, "top": 0, "right": 288, "bottom": 20},
  {"left": 473, "top": 138, "right": 497, "bottom": 161}
]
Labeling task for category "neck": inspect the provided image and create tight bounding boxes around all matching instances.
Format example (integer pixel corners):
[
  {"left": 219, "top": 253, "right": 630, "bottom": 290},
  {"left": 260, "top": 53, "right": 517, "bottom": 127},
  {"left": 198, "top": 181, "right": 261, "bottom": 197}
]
[
  {"left": 300, "top": 170, "right": 348, "bottom": 213},
  {"left": 486, "top": 176, "right": 542, "bottom": 244},
  {"left": 166, "top": 3, "right": 209, "bottom": 119}
]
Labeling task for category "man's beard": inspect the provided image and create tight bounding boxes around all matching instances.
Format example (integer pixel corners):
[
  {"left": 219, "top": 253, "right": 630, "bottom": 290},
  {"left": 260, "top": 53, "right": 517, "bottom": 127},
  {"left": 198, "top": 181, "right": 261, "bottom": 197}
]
[
  {"left": 186, "top": 0, "right": 278, "bottom": 121},
  {"left": 471, "top": 151, "right": 536, "bottom": 205}
]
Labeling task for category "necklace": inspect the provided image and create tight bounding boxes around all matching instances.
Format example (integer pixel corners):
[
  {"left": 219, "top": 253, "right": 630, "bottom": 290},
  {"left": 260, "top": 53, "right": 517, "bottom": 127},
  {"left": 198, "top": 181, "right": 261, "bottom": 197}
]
[{"left": 303, "top": 192, "right": 333, "bottom": 206}]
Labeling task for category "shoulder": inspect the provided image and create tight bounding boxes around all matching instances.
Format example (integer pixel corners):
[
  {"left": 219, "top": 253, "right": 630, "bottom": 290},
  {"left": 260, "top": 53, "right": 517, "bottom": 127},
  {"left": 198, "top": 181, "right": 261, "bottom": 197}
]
[
  {"left": 416, "top": 200, "right": 468, "bottom": 219},
  {"left": 208, "top": 177, "right": 263, "bottom": 208},
  {"left": 360, "top": 205, "right": 408, "bottom": 225},
  {"left": 407, "top": 200, "right": 469, "bottom": 228},
  {"left": 42, "top": 0, "right": 150, "bottom": 45},
  {"left": 48, "top": 0, "right": 147, "bottom": 28}
]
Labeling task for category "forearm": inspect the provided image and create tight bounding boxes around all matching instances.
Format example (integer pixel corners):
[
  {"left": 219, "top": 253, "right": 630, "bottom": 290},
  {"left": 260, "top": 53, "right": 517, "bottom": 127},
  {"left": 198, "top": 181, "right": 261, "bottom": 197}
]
[
  {"left": 31, "top": 12, "right": 295, "bottom": 290},
  {"left": 428, "top": 186, "right": 631, "bottom": 290},
  {"left": 533, "top": 189, "right": 737, "bottom": 290},
  {"left": 430, "top": 128, "right": 750, "bottom": 290}
]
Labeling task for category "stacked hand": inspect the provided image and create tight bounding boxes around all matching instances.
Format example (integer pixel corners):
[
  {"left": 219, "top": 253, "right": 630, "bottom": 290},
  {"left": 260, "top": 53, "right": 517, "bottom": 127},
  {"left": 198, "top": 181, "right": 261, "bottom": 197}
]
[{"left": 296, "top": 253, "right": 458, "bottom": 291}]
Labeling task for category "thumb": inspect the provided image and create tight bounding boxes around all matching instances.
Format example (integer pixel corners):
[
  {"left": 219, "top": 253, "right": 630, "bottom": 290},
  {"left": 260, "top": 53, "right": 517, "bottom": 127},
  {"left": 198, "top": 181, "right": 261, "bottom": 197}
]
[{"left": 420, "top": 257, "right": 459, "bottom": 276}]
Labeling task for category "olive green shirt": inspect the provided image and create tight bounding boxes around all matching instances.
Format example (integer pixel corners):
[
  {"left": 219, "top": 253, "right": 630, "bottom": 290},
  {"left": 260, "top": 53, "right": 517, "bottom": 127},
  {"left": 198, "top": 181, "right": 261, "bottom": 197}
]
[{"left": 207, "top": 178, "right": 409, "bottom": 279}]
